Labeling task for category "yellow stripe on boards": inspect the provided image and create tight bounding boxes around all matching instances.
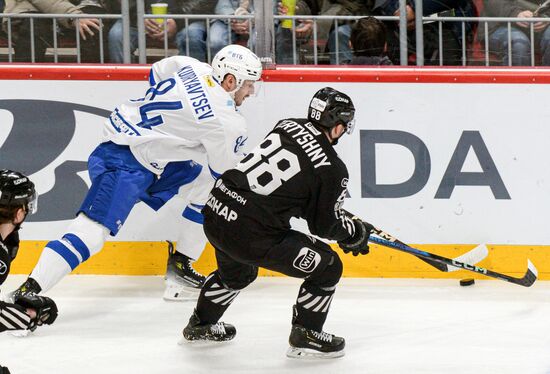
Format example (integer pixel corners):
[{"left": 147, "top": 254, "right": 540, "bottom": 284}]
[{"left": 10, "top": 241, "right": 550, "bottom": 280}]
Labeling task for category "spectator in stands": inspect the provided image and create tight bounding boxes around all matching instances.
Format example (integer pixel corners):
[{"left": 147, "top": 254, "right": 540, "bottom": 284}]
[
  {"left": 174, "top": 0, "right": 218, "bottom": 62},
  {"left": 482, "top": 0, "right": 550, "bottom": 66},
  {"left": 3, "top": 0, "right": 107, "bottom": 63},
  {"left": 348, "top": 16, "right": 392, "bottom": 65},
  {"left": 373, "top": 0, "right": 476, "bottom": 65},
  {"left": 218, "top": 0, "right": 254, "bottom": 49},
  {"left": 108, "top": 0, "right": 181, "bottom": 63},
  {"left": 276, "top": 0, "right": 372, "bottom": 65},
  {"left": 275, "top": 0, "right": 315, "bottom": 64},
  {"left": 177, "top": 0, "right": 279, "bottom": 62},
  {"left": 324, "top": 0, "right": 374, "bottom": 64}
]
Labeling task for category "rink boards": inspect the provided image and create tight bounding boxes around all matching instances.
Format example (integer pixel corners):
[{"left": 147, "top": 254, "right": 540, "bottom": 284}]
[{"left": 2, "top": 65, "right": 550, "bottom": 279}]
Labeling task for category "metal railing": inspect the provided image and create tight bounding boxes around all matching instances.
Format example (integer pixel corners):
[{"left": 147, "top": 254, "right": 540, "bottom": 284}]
[
  {"left": 423, "top": 16, "right": 550, "bottom": 67},
  {"left": 1, "top": 12, "right": 124, "bottom": 63},
  {"left": 1, "top": 0, "right": 550, "bottom": 67},
  {"left": 137, "top": 13, "right": 255, "bottom": 64}
]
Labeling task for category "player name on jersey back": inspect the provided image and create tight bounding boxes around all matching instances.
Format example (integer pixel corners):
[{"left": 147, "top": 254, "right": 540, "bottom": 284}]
[
  {"left": 176, "top": 65, "right": 215, "bottom": 122},
  {"left": 275, "top": 120, "right": 331, "bottom": 169}
]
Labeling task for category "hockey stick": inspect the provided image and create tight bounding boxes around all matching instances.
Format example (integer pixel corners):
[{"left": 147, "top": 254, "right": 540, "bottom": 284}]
[
  {"left": 368, "top": 235, "right": 538, "bottom": 287},
  {"left": 343, "top": 211, "right": 488, "bottom": 272},
  {"left": 371, "top": 227, "right": 489, "bottom": 272}
]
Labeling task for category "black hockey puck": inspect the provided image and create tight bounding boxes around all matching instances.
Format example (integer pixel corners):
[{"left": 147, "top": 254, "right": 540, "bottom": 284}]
[{"left": 459, "top": 278, "right": 475, "bottom": 286}]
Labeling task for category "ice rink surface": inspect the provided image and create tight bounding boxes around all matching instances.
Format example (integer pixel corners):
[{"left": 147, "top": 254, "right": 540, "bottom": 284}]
[{"left": 1, "top": 275, "right": 550, "bottom": 374}]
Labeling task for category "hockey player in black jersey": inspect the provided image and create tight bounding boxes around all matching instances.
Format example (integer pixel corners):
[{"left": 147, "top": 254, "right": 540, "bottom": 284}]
[
  {"left": 182, "top": 87, "right": 373, "bottom": 358},
  {"left": 0, "top": 170, "right": 58, "bottom": 339}
]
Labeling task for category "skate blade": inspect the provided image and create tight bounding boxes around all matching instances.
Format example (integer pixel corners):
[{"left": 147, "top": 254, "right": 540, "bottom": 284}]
[
  {"left": 286, "top": 346, "right": 345, "bottom": 359},
  {"left": 178, "top": 337, "right": 231, "bottom": 345},
  {"left": 10, "top": 330, "right": 31, "bottom": 338},
  {"left": 163, "top": 281, "right": 200, "bottom": 302}
]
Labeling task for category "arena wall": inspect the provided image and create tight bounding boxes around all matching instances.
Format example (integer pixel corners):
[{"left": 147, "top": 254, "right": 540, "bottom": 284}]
[{"left": 2, "top": 65, "right": 549, "bottom": 280}]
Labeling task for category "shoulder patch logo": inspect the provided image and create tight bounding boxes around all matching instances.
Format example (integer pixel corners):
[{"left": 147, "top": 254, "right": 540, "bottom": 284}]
[
  {"left": 204, "top": 76, "right": 215, "bottom": 87},
  {"left": 0, "top": 260, "right": 7, "bottom": 275}
]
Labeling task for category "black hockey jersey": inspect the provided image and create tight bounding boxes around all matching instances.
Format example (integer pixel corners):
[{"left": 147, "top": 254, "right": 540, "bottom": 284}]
[
  {"left": 0, "top": 232, "right": 31, "bottom": 332},
  {"left": 205, "top": 118, "right": 355, "bottom": 244}
]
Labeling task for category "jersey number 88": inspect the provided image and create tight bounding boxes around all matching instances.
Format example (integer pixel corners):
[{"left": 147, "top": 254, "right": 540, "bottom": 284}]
[{"left": 236, "top": 133, "right": 301, "bottom": 195}]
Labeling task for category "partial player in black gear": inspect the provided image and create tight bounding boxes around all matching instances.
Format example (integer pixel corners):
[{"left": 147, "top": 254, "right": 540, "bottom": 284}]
[
  {"left": 183, "top": 87, "right": 368, "bottom": 358},
  {"left": 0, "top": 170, "right": 57, "bottom": 334},
  {"left": 163, "top": 241, "right": 206, "bottom": 301},
  {"left": 0, "top": 170, "right": 38, "bottom": 215},
  {"left": 14, "top": 294, "right": 58, "bottom": 331}
]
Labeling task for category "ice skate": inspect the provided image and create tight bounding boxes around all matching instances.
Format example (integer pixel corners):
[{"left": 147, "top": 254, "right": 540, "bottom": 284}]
[
  {"left": 181, "top": 310, "right": 236, "bottom": 342},
  {"left": 286, "top": 324, "right": 345, "bottom": 359},
  {"left": 4, "top": 277, "right": 41, "bottom": 304},
  {"left": 163, "top": 241, "right": 206, "bottom": 301}
]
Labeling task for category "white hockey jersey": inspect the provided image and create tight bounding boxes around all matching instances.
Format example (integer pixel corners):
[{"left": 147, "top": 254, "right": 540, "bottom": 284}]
[{"left": 103, "top": 56, "right": 248, "bottom": 177}]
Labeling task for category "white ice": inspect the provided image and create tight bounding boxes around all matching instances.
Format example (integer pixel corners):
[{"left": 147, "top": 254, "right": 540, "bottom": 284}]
[{"left": 1, "top": 275, "right": 550, "bottom": 374}]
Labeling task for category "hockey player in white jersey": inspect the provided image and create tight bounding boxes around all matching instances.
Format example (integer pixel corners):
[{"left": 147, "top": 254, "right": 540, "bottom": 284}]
[{"left": 9, "top": 44, "right": 263, "bottom": 304}]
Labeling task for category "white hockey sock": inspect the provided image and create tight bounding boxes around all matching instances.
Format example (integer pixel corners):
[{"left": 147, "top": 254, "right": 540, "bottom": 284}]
[
  {"left": 177, "top": 205, "right": 208, "bottom": 261},
  {"left": 30, "top": 246, "right": 73, "bottom": 293},
  {"left": 30, "top": 214, "right": 109, "bottom": 292}
]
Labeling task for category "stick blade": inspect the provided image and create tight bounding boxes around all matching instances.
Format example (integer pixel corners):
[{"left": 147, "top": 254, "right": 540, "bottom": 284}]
[
  {"left": 521, "top": 259, "right": 538, "bottom": 287},
  {"left": 528, "top": 259, "right": 538, "bottom": 277},
  {"left": 447, "top": 244, "right": 489, "bottom": 272}
]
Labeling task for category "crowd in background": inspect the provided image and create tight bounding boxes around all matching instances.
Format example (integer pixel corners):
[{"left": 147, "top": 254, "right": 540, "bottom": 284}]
[{"left": 1, "top": 0, "right": 550, "bottom": 66}]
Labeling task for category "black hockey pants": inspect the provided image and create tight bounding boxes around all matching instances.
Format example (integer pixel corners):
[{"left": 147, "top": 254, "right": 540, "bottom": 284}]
[{"left": 196, "top": 226, "right": 343, "bottom": 332}]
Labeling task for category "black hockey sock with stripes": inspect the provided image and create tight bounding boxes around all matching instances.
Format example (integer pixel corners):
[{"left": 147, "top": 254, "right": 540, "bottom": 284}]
[
  {"left": 195, "top": 272, "right": 240, "bottom": 325},
  {"left": 293, "top": 282, "right": 335, "bottom": 332}
]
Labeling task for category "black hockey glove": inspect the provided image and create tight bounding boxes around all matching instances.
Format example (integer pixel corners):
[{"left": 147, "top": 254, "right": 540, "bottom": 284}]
[
  {"left": 0, "top": 366, "right": 10, "bottom": 374},
  {"left": 15, "top": 295, "right": 58, "bottom": 331},
  {"left": 338, "top": 218, "right": 374, "bottom": 256}
]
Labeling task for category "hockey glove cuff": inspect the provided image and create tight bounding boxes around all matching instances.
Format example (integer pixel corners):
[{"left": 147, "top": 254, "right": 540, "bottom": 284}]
[
  {"left": 15, "top": 295, "right": 58, "bottom": 331},
  {"left": 338, "top": 218, "right": 374, "bottom": 256}
]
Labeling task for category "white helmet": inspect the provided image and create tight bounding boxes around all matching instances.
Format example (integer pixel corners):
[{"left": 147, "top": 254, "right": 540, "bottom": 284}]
[{"left": 211, "top": 44, "right": 262, "bottom": 90}]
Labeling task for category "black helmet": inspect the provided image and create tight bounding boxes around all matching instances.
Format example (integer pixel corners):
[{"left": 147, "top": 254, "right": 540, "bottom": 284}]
[
  {"left": 308, "top": 87, "right": 356, "bottom": 135},
  {"left": 0, "top": 170, "right": 37, "bottom": 214}
]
